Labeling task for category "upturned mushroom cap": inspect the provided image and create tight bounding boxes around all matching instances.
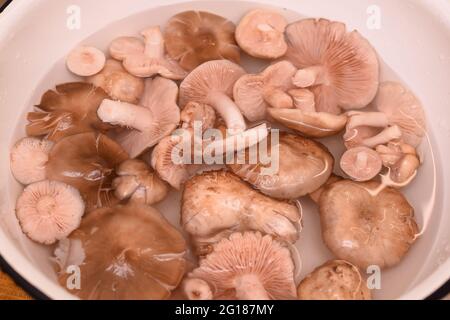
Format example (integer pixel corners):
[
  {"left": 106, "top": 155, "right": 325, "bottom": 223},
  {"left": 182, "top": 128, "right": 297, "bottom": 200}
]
[
  {"left": 16, "top": 180, "right": 85, "bottom": 245},
  {"left": 86, "top": 59, "right": 144, "bottom": 104},
  {"left": 113, "top": 159, "right": 168, "bottom": 205},
  {"left": 186, "top": 232, "right": 297, "bottom": 300},
  {"left": 181, "top": 170, "right": 301, "bottom": 256},
  {"left": 297, "top": 260, "right": 371, "bottom": 300},
  {"left": 180, "top": 102, "right": 216, "bottom": 131},
  {"left": 235, "top": 9, "right": 288, "bottom": 59},
  {"left": 285, "top": 18, "right": 379, "bottom": 114},
  {"left": 340, "top": 146, "right": 382, "bottom": 182},
  {"left": 319, "top": 180, "right": 418, "bottom": 269},
  {"left": 267, "top": 108, "right": 348, "bottom": 138},
  {"left": 57, "top": 204, "right": 186, "bottom": 300},
  {"left": 66, "top": 46, "right": 106, "bottom": 77},
  {"left": 180, "top": 60, "right": 246, "bottom": 133},
  {"left": 46, "top": 132, "right": 128, "bottom": 211},
  {"left": 10, "top": 137, "right": 53, "bottom": 185},
  {"left": 228, "top": 132, "right": 334, "bottom": 199},
  {"left": 164, "top": 11, "right": 240, "bottom": 71},
  {"left": 233, "top": 61, "right": 297, "bottom": 122},
  {"left": 26, "top": 82, "right": 111, "bottom": 142}
]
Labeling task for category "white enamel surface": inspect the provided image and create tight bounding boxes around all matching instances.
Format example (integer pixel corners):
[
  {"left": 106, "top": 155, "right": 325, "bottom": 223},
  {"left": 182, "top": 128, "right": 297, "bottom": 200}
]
[{"left": 0, "top": 0, "right": 449, "bottom": 300}]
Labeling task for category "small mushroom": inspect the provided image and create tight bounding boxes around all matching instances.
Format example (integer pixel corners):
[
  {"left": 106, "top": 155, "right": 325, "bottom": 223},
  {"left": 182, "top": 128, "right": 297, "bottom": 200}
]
[
  {"left": 109, "top": 36, "right": 145, "bottom": 61},
  {"left": 228, "top": 132, "right": 334, "bottom": 199},
  {"left": 98, "top": 76, "right": 181, "bottom": 158},
  {"left": 16, "top": 180, "right": 85, "bottom": 245},
  {"left": 46, "top": 132, "right": 128, "bottom": 211},
  {"left": 57, "top": 204, "right": 186, "bottom": 300},
  {"left": 235, "top": 9, "right": 288, "bottom": 59},
  {"left": 86, "top": 59, "right": 144, "bottom": 104},
  {"left": 233, "top": 61, "right": 297, "bottom": 122},
  {"left": 285, "top": 18, "right": 379, "bottom": 114},
  {"left": 180, "top": 60, "right": 246, "bottom": 134},
  {"left": 181, "top": 170, "right": 302, "bottom": 256},
  {"left": 340, "top": 146, "right": 382, "bottom": 182},
  {"left": 10, "top": 137, "right": 53, "bottom": 185},
  {"left": 164, "top": 11, "right": 240, "bottom": 71},
  {"left": 26, "top": 82, "right": 111, "bottom": 142},
  {"left": 185, "top": 232, "right": 297, "bottom": 300},
  {"left": 319, "top": 180, "right": 418, "bottom": 269},
  {"left": 113, "top": 159, "right": 168, "bottom": 205},
  {"left": 180, "top": 102, "right": 216, "bottom": 131},
  {"left": 289, "top": 88, "right": 316, "bottom": 112},
  {"left": 309, "top": 174, "right": 343, "bottom": 204},
  {"left": 66, "top": 46, "right": 106, "bottom": 77},
  {"left": 297, "top": 260, "right": 371, "bottom": 300}
]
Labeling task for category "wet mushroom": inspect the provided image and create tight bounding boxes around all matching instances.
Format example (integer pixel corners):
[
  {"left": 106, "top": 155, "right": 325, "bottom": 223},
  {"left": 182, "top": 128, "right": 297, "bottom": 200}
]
[
  {"left": 98, "top": 76, "right": 181, "bottom": 158},
  {"left": 109, "top": 36, "right": 145, "bottom": 61},
  {"left": 181, "top": 170, "right": 302, "bottom": 256},
  {"left": 285, "top": 18, "right": 379, "bottom": 114},
  {"left": 180, "top": 102, "right": 216, "bottom": 131},
  {"left": 26, "top": 82, "right": 111, "bottom": 142},
  {"left": 309, "top": 174, "right": 343, "bottom": 203},
  {"left": 340, "top": 146, "right": 382, "bottom": 182},
  {"left": 66, "top": 46, "right": 106, "bottom": 77},
  {"left": 57, "top": 204, "right": 186, "bottom": 300},
  {"left": 164, "top": 11, "right": 240, "bottom": 71},
  {"left": 10, "top": 137, "right": 53, "bottom": 185},
  {"left": 233, "top": 61, "right": 297, "bottom": 122},
  {"left": 297, "top": 260, "right": 371, "bottom": 300},
  {"left": 235, "top": 9, "right": 288, "bottom": 59},
  {"left": 185, "top": 232, "right": 297, "bottom": 300},
  {"left": 319, "top": 180, "right": 418, "bottom": 269},
  {"left": 343, "top": 125, "right": 381, "bottom": 150},
  {"left": 46, "top": 132, "right": 128, "bottom": 211},
  {"left": 289, "top": 88, "right": 316, "bottom": 112},
  {"left": 16, "top": 180, "right": 85, "bottom": 245}
]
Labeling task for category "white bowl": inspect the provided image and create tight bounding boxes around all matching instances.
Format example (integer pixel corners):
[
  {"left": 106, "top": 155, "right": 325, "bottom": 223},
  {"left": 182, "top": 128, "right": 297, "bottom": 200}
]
[{"left": 0, "top": 0, "right": 449, "bottom": 300}]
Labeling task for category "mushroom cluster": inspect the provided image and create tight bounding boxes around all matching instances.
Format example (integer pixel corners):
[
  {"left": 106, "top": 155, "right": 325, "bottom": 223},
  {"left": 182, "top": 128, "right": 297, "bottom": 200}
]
[{"left": 9, "top": 8, "right": 428, "bottom": 300}]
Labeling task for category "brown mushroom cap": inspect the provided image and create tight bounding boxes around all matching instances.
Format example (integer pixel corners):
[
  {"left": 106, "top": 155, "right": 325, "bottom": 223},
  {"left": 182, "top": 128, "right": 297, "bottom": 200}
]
[
  {"left": 235, "top": 9, "right": 288, "bottom": 59},
  {"left": 285, "top": 18, "right": 379, "bottom": 114},
  {"left": 228, "top": 132, "right": 334, "bottom": 199},
  {"left": 297, "top": 260, "right": 371, "bottom": 300},
  {"left": 57, "top": 204, "right": 186, "bottom": 300},
  {"left": 233, "top": 61, "right": 297, "bottom": 122},
  {"left": 26, "top": 82, "right": 111, "bottom": 142},
  {"left": 319, "top": 180, "right": 418, "bottom": 269},
  {"left": 164, "top": 11, "right": 240, "bottom": 71},
  {"left": 181, "top": 170, "right": 301, "bottom": 256},
  {"left": 340, "top": 146, "right": 382, "bottom": 182},
  {"left": 309, "top": 174, "right": 343, "bottom": 203},
  {"left": 46, "top": 132, "right": 128, "bottom": 211}
]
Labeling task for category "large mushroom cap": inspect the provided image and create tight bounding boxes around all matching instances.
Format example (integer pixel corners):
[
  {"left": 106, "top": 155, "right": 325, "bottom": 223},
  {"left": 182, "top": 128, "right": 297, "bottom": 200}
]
[
  {"left": 319, "top": 180, "right": 418, "bottom": 269},
  {"left": 297, "top": 260, "right": 371, "bottom": 300},
  {"left": 285, "top": 18, "right": 379, "bottom": 114},
  {"left": 186, "top": 232, "right": 297, "bottom": 300},
  {"left": 234, "top": 61, "right": 297, "bottom": 122},
  {"left": 164, "top": 11, "right": 240, "bottom": 71},
  {"left": 46, "top": 132, "right": 128, "bottom": 211},
  {"left": 228, "top": 132, "right": 334, "bottom": 199},
  {"left": 26, "top": 82, "right": 110, "bottom": 142},
  {"left": 57, "top": 204, "right": 186, "bottom": 300},
  {"left": 181, "top": 170, "right": 301, "bottom": 255}
]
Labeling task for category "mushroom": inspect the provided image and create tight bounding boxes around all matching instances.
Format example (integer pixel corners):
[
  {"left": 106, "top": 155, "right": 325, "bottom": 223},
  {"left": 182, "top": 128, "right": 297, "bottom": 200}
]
[
  {"left": 98, "top": 76, "right": 181, "bottom": 158},
  {"left": 26, "top": 82, "right": 111, "bottom": 142},
  {"left": 297, "top": 260, "right": 371, "bottom": 300},
  {"left": 180, "top": 102, "right": 216, "bottom": 131},
  {"left": 228, "top": 132, "right": 334, "bottom": 199},
  {"left": 164, "top": 11, "right": 240, "bottom": 71},
  {"left": 179, "top": 60, "right": 246, "bottom": 134},
  {"left": 235, "top": 9, "right": 288, "bottom": 59},
  {"left": 57, "top": 204, "right": 186, "bottom": 300},
  {"left": 113, "top": 159, "right": 168, "bottom": 205},
  {"left": 185, "top": 232, "right": 297, "bottom": 300},
  {"left": 319, "top": 180, "right": 418, "bottom": 269},
  {"left": 16, "top": 180, "right": 85, "bottom": 245},
  {"left": 181, "top": 170, "right": 302, "bottom": 256},
  {"left": 66, "top": 46, "right": 106, "bottom": 77},
  {"left": 343, "top": 125, "right": 381, "bottom": 150},
  {"left": 10, "top": 137, "right": 53, "bottom": 185},
  {"left": 309, "top": 174, "right": 343, "bottom": 203},
  {"left": 86, "top": 59, "right": 144, "bottom": 104},
  {"left": 285, "top": 18, "right": 379, "bottom": 114},
  {"left": 233, "top": 61, "right": 297, "bottom": 122},
  {"left": 289, "top": 88, "right": 316, "bottom": 112},
  {"left": 340, "top": 146, "right": 382, "bottom": 182},
  {"left": 112, "top": 26, "right": 187, "bottom": 80},
  {"left": 46, "top": 132, "right": 128, "bottom": 211}
]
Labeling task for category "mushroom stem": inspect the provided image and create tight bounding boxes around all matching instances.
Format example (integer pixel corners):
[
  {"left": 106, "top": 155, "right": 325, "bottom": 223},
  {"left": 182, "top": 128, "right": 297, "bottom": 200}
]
[
  {"left": 263, "top": 88, "right": 293, "bottom": 109},
  {"left": 141, "top": 26, "right": 165, "bottom": 58},
  {"left": 362, "top": 125, "right": 403, "bottom": 148},
  {"left": 234, "top": 274, "right": 270, "bottom": 300},
  {"left": 293, "top": 66, "right": 327, "bottom": 88},
  {"left": 355, "top": 151, "right": 368, "bottom": 169},
  {"left": 289, "top": 89, "right": 316, "bottom": 112},
  {"left": 206, "top": 92, "right": 247, "bottom": 134},
  {"left": 184, "top": 278, "right": 213, "bottom": 300},
  {"left": 347, "top": 111, "right": 389, "bottom": 130}
]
